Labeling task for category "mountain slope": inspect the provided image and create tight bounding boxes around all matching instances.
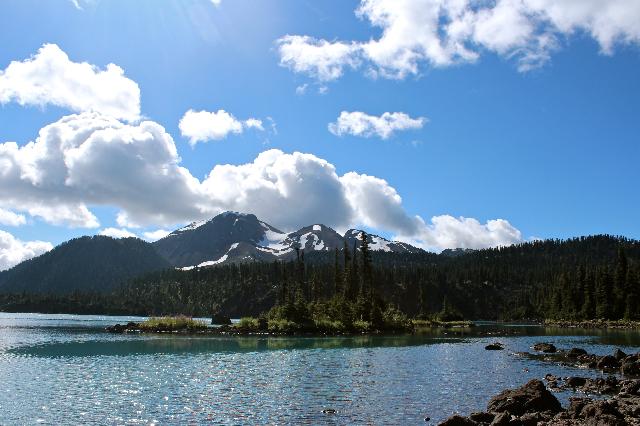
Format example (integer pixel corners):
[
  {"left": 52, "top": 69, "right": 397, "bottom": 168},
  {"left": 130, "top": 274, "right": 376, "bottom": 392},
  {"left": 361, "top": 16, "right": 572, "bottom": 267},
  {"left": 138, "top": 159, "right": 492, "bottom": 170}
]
[
  {"left": 153, "top": 212, "right": 424, "bottom": 268},
  {"left": 0, "top": 236, "right": 170, "bottom": 294}
]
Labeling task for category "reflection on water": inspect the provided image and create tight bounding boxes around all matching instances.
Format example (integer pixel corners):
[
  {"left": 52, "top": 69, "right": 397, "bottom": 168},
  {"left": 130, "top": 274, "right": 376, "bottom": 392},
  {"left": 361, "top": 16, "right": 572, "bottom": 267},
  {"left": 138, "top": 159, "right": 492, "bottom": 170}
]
[
  {"left": 9, "top": 335, "right": 465, "bottom": 358},
  {"left": 0, "top": 313, "right": 639, "bottom": 425}
]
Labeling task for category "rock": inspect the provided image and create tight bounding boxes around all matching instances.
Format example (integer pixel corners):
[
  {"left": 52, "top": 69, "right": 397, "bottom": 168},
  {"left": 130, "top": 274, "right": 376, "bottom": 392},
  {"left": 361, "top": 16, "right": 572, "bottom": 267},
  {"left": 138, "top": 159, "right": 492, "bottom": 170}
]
[
  {"left": 106, "top": 323, "right": 127, "bottom": 333},
  {"left": 620, "top": 380, "right": 640, "bottom": 396},
  {"left": 565, "top": 377, "right": 587, "bottom": 388},
  {"left": 485, "top": 342, "right": 504, "bottom": 350},
  {"left": 489, "top": 412, "right": 510, "bottom": 425},
  {"left": 597, "top": 355, "right": 620, "bottom": 370},
  {"left": 613, "top": 348, "right": 627, "bottom": 361},
  {"left": 621, "top": 359, "right": 640, "bottom": 376},
  {"left": 566, "top": 348, "right": 587, "bottom": 358},
  {"left": 469, "top": 412, "right": 494, "bottom": 423},
  {"left": 533, "top": 342, "right": 557, "bottom": 353},
  {"left": 487, "top": 379, "right": 562, "bottom": 416},
  {"left": 438, "top": 415, "right": 477, "bottom": 425},
  {"left": 580, "top": 400, "right": 625, "bottom": 424}
]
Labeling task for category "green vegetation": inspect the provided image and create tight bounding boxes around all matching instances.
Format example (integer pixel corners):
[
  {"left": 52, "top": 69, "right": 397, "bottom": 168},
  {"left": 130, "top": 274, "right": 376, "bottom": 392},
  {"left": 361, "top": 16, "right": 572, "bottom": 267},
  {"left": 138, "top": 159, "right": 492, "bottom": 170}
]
[
  {"left": 138, "top": 316, "right": 207, "bottom": 332},
  {"left": 1, "top": 235, "right": 639, "bottom": 329}
]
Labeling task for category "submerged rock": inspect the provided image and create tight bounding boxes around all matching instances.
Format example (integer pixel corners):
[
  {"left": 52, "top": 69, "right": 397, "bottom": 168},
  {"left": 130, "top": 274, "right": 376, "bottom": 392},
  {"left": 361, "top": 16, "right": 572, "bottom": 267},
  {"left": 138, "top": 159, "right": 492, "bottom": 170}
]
[
  {"left": 533, "top": 342, "right": 557, "bottom": 353},
  {"left": 485, "top": 342, "right": 504, "bottom": 350}
]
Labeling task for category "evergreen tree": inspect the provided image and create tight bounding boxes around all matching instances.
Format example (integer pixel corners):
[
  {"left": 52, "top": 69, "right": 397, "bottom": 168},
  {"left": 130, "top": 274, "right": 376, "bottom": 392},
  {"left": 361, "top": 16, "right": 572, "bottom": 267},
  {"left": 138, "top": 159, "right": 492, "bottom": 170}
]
[{"left": 596, "top": 268, "right": 613, "bottom": 319}]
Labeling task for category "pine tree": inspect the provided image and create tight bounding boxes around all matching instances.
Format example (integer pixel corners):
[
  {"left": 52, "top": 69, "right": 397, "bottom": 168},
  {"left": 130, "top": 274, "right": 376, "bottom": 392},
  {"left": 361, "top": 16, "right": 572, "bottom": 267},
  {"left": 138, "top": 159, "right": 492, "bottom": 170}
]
[
  {"left": 360, "top": 231, "right": 373, "bottom": 297},
  {"left": 596, "top": 268, "right": 613, "bottom": 319},
  {"left": 624, "top": 267, "right": 639, "bottom": 320},
  {"left": 582, "top": 270, "right": 596, "bottom": 319},
  {"left": 613, "top": 247, "right": 628, "bottom": 319},
  {"left": 333, "top": 248, "right": 341, "bottom": 297}
]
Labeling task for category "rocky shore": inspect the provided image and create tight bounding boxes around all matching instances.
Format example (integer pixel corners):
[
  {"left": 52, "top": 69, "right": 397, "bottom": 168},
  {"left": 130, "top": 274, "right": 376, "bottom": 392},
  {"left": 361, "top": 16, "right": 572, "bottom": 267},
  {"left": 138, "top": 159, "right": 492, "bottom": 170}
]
[
  {"left": 441, "top": 343, "right": 640, "bottom": 424},
  {"left": 544, "top": 319, "right": 640, "bottom": 329},
  {"left": 439, "top": 377, "right": 640, "bottom": 425},
  {"left": 518, "top": 343, "right": 640, "bottom": 377}
]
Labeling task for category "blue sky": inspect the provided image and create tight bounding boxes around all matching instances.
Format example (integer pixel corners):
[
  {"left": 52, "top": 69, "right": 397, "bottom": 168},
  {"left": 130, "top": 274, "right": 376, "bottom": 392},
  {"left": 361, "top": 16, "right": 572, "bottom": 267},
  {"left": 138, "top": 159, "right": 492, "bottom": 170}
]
[{"left": 0, "top": 0, "right": 639, "bottom": 268}]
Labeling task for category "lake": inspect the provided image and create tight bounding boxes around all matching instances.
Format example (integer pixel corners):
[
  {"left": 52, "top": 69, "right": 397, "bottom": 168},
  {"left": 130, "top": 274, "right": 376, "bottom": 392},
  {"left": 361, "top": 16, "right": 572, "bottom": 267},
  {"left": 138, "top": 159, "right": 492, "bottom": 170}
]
[{"left": 0, "top": 313, "right": 639, "bottom": 425}]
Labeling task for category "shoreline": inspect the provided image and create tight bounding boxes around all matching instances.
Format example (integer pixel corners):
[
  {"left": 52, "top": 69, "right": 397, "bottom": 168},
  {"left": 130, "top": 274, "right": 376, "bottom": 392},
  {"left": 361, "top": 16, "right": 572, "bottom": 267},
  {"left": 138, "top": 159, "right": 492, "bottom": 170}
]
[
  {"left": 543, "top": 319, "right": 640, "bottom": 330},
  {"left": 105, "top": 318, "right": 475, "bottom": 336}
]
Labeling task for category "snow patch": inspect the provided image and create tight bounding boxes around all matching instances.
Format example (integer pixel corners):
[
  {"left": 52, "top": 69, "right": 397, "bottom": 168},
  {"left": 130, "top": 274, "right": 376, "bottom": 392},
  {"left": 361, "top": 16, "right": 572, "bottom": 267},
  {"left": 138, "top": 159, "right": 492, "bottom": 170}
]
[
  {"left": 179, "top": 243, "right": 239, "bottom": 269},
  {"left": 313, "top": 224, "right": 321, "bottom": 232}
]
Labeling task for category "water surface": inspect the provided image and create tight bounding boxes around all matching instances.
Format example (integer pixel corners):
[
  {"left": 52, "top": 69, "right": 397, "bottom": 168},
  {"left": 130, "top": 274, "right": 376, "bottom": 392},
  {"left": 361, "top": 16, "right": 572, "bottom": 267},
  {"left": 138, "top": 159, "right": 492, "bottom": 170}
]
[{"left": 1, "top": 313, "right": 639, "bottom": 424}]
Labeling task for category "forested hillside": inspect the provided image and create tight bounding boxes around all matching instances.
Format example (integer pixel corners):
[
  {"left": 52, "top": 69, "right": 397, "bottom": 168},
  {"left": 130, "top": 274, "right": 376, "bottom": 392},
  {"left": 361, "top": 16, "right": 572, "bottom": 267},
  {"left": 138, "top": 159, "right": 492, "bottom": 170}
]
[
  {"left": 0, "top": 235, "right": 637, "bottom": 321},
  {"left": 0, "top": 236, "right": 171, "bottom": 293}
]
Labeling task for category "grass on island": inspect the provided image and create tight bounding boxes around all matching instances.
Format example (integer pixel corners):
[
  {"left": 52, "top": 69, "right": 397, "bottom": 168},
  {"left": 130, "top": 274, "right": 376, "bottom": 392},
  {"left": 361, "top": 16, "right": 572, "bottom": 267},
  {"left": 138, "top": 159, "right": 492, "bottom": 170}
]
[{"left": 139, "top": 316, "right": 208, "bottom": 332}]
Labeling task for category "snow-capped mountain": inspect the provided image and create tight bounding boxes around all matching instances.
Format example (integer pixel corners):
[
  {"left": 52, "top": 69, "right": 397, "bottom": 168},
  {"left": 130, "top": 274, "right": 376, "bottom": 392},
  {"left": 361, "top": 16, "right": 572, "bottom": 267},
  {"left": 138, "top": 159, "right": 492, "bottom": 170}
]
[{"left": 153, "top": 211, "right": 424, "bottom": 269}]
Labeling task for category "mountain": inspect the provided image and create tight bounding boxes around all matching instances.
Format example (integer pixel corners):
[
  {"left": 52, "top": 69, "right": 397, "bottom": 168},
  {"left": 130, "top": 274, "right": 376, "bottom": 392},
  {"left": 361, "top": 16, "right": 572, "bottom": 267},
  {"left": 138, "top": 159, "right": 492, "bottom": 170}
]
[
  {"left": 0, "top": 236, "right": 171, "bottom": 294},
  {"left": 344, "top": 229, "right": 423, "bottom": 254},
  {"left": 152, "top": 211, "right": 424, "bottom": 269}
]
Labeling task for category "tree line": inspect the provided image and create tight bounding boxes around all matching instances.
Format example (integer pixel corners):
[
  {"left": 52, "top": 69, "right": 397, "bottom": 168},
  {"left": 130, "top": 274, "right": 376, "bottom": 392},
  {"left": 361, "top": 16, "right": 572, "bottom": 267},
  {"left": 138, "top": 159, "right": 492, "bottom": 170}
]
[{"left": 0, "top": 234, "right": 638, "bottom": 322}]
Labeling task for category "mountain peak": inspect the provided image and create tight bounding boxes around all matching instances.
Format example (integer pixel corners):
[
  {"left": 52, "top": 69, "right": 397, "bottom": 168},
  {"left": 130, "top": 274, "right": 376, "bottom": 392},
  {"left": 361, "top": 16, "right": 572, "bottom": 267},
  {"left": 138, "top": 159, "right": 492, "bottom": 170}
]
[{"left": 154, "top": 212, "right": 424, "bottom": 268}]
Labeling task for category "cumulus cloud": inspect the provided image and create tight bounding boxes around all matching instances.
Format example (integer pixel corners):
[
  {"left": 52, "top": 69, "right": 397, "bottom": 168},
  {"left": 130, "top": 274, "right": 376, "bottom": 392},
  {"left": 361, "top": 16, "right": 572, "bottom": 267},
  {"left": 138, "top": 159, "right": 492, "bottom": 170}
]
[
  {"left": 142, "top": 229, "right": 171, "bottom": 241},
  {"left": 276, "top": 0, "right": 640, "bottom": 80},
  {"left": 179, "top": 109, "right": 264, "bottom": 145},
  {"left": 1, "top": 112, "right": 522, "bottom": 250},
  {"left": 0, "top": 230, "right": 53, "bottom": 271},
  {"left": 0, "top": 209, "right": 26, "bottom": 227},
  {"left": 99, "top": 227, "right": 138, "bottom": 239},
  {"left": 417, "top": 215, "right": 523, "bottom": 250},
  {"left": 329, "top": 111, "right": 425, "bottom": 139},
  {"left": 0, "top": 44, "right": 140, "bottom": 121},
  {"left": 0, "top": 112, "right": 204, "bottom": 228}
]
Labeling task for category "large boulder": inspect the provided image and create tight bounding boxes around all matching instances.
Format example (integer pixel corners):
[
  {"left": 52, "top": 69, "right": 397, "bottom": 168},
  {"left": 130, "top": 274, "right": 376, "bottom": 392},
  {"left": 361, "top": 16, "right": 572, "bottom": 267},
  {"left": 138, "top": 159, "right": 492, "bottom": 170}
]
[
  {"left": 613, "top": 348, "right": 627, "bottom": 361},
  {"left": 566, "top": 348, "right": 587, "bottom": 358},
  {"left": 487, "top": 379, "right": 562, "bottom": 416},
  {"left": 597, "top": 355, "right": 620, "bottom": 370},
  {"left": 621, "top": 359, "right": 640, "bottom": 376}
]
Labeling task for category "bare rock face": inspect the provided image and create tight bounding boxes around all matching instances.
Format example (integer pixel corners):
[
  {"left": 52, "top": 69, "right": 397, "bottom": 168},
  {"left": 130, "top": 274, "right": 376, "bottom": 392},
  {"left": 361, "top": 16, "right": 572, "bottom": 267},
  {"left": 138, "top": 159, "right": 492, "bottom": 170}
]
[{"left": 487, "top": 379, "right": 562, "bottom": 416}]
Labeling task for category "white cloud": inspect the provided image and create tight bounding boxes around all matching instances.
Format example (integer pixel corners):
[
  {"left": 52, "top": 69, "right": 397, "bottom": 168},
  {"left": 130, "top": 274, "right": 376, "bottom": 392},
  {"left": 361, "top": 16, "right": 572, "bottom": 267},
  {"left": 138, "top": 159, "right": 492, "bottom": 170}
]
[
  {"left": 276, "top": 0, "right": 640, "bottom": 80},
  {"left": 0, "top": 209, "right": 26, "bottom": 227},
  {"left": 0, "top": 112, "right": 203, "bottom": 228},
  {"left": 295, "top": 84, "right": 308, "bottom": 95},
  {"left": 211, "top": 0, "right": 222, "bottom": 6},
  {"left": 1, "top": 112, "right": 522, "bottom": 250},
  {"left": 276, "top": 35, "right": 360, "bottom": 81},
  {"left": 99, "top": 227, "right": 138, "bottom": 239},
  {"left": 0, "top": 230, "right": 53, "bottom": 271},
  {"left": 0, "top": 44, "right": 140, "bottom": 121},
  {"left": 416, "top": 215, "right": 523, "bottom": 250},
  {"left": 329, "top": 111, "right": 425, "bottom": 139},
  {"left": 142, "top": 229, "right": 171, "bottom": 241},
  {"left": 179, "top": 109, "right": 265, "bottom": 145}
]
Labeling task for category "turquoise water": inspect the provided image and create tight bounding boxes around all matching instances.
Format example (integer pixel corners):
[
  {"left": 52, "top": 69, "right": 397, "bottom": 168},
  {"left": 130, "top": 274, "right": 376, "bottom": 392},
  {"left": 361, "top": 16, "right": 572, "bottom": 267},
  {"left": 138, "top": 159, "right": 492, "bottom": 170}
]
[{"left": 0, "top": 314, "right": 639, "bottom": 425}]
